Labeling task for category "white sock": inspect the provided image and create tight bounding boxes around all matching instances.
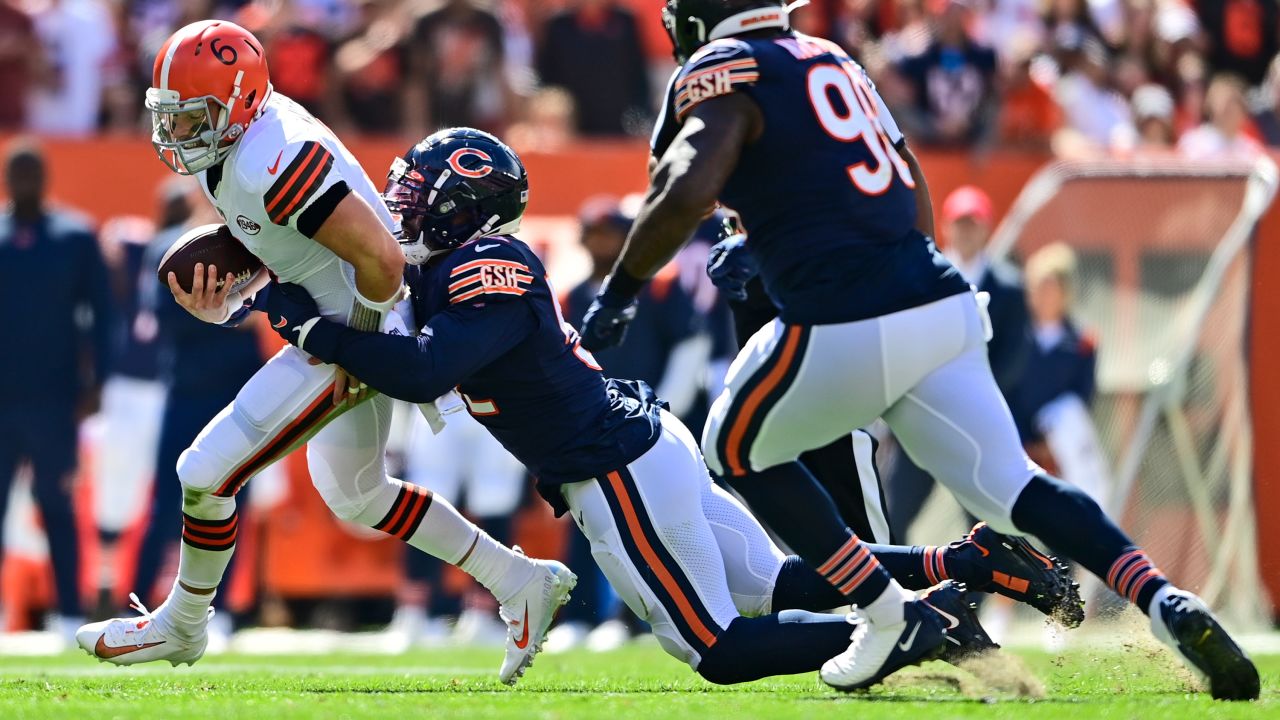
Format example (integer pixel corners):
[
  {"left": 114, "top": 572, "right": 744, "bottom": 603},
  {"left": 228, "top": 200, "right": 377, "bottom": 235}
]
[
  {"left": 457, "top": 530, "right": 539, "bottom": 605},
  {"left": 156, "top": 579, "right": 214, "bottom": 637},
  {"left": 862, "top": 581, "right": 915, "bottom": 626},
  {"left": 354, "top": 481, "right": 539, "bottom": 606},
  {"left": 405, "top": 493, "right": 536, "bottom": 605},
  {"left": 158, "top": 495, "right": 237, "bottom": 635}
]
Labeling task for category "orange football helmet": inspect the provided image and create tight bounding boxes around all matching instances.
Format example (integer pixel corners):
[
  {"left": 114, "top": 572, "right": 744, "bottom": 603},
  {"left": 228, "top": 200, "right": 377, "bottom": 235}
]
[{"left": 145, "top": 20, "right": 271, "bottom": 175}]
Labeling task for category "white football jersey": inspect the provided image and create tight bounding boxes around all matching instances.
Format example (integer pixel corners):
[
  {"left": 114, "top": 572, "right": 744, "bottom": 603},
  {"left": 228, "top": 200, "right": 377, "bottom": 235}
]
[{"left": 197, "top": 91, "right": 398, "bottom": 327}]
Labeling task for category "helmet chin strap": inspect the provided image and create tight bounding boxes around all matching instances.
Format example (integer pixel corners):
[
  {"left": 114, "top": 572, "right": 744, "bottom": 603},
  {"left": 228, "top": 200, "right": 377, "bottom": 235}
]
[{"left": 708, "top": 6, "right": 791, "bottom": 42}]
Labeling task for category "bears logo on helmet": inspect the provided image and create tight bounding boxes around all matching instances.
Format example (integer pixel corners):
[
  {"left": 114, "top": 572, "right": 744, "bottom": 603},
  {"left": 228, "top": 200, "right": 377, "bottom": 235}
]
[
  {"left": 447, "top": 148, "right": 495, "bottom": 179},
  {"left": 384, "top": 128, "right": 529, "bottom": 265}
]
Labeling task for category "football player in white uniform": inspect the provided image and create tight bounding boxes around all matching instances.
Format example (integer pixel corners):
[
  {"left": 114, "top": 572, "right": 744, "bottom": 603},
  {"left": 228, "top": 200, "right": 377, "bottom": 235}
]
[{"left": 76, "top": 20, "right": 574, "bottom": 684}]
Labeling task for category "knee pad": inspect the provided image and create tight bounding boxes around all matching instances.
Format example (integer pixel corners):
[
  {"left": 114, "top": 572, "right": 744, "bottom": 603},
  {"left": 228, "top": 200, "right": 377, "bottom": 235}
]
[
  {"left": 176, "top": 445, "right": 227, "bottom": 495},
  {"left": 306, "top": 444, "right": 398, "bottom": 523}
]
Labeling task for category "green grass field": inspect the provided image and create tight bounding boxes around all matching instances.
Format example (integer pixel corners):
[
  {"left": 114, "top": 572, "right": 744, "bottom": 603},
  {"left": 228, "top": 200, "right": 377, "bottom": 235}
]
[{"left": 2, "top": 642, "right": 1275, "bottom": 720}]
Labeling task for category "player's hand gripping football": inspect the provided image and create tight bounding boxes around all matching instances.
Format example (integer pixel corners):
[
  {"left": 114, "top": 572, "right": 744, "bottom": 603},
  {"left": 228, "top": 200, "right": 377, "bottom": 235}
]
[
  {"left": 705, "top": 223, "right": 756, "bottom": 302},
  {"left": 263, "top": 281, "right": 368, "bottom": 408},
  {"left": 167, "top": 262, "right": 241, "bottom": 324}
]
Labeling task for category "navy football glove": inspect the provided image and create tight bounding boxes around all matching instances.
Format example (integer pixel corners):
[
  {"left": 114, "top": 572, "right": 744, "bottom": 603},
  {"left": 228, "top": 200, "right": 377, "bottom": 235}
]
[
  {"left": 706, "top": 232, "right": 756, "bottom": 302},
  {"left": 262, "top": 281, "right": 323, "bottom": 350},
  {"left": 579, "top": 297, "right": 638, "bottom": 352}
]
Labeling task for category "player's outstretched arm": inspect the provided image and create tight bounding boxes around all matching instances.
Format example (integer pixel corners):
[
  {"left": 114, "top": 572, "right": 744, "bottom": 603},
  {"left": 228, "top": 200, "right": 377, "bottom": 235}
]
[
  {"left": 617, "top": 93, "right": 760, "bottom": 283},
  {"left": 262, "top": 281, "right": 534, "bottom": 404},
  {"left": 580, "top": 93, "right": 760, "bottom": 351}
]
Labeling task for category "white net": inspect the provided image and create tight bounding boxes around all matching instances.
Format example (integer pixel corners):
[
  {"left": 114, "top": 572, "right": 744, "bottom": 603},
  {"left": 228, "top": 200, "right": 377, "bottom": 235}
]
[{"left": 987, "top": 157, "right": 1278, "bottom": 629}]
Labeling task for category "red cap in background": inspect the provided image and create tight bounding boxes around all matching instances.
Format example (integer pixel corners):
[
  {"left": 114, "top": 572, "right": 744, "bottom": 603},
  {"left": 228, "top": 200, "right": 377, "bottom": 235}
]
[{"left": 941, "top": 185, "right": 994, "bottom": 225}]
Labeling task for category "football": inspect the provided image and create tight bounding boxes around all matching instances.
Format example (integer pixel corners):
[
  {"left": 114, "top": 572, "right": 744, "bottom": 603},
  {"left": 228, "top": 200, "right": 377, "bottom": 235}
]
[{"left": 157, "top": 223, "right": 264, "bottom": 295}]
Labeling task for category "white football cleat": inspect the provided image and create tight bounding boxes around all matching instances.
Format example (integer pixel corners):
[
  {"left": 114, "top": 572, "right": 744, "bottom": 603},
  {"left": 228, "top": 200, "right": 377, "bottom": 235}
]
[
  {"left": 1149, "top": 587, "right": 1259, "bottom": 701},
  {"left": 76, "top": 593, "right": 210, "bottom": 667},
  {"left": 497, "top": 548, "right": 577, "bottom": 685},
  {"left": 820, "top": 598, "right": 948, "bottom": 691}
]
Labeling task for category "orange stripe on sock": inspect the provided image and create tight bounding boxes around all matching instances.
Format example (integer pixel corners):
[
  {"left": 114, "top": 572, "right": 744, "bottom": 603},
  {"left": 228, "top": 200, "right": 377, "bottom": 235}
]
[
  {"left": 607, "top": 471, "right": 718, "bottom": 649},
  {"left": 182, "top": 528, "right": 235, "bottom": 549},
  {"left": 828, "top": 546, "right": 870, "bottom": 585},
  {"left": 185, "top": 515, "right": 237, "bottom": 533},
  {"left": 922, "top": 547, "right": 939, "bottom": 585},
  {"left": 1116, "top": 559, "right": 1150, "bottom": 597},
  {"left": 394, "top": 487, "right": 429, "bottom": 540},
  {"left": 840, "top": 559, "right": 880, "bottom": 595},
  {"left": 378, "top": 487, "right": 414, "bottom": 534},
  {"left": 723, "top": 325, "right": 803, "bottom": 477},
  {"left": 817, "top": 535, "right": 859, "bottom": 575},
  {"left": 1126, "top": 569, "right": 1164, "bottom": 604},
  {"left": 1107, "top": 550, "right": 1143, "bottom": 588}
]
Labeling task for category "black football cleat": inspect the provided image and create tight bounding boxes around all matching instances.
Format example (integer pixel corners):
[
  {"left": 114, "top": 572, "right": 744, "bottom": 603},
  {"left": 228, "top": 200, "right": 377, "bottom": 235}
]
[
  {"left": 1150, "top": 588, "right": 1260, "bottom": 701},
  {"left": 820, "top": 594, "right": 949, "bottom": 691},
  {"left": 920, "top": 580, "right": 1000, "bottom": 664},
  {"left": 949, "top": 522, "right": 1085, "bottom": 628}
]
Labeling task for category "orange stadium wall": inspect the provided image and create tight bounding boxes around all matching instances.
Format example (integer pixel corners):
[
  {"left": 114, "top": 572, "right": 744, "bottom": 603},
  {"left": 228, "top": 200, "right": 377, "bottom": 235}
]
[{"left": 8, "top": 139, "right": 1280, "bottom": 614}]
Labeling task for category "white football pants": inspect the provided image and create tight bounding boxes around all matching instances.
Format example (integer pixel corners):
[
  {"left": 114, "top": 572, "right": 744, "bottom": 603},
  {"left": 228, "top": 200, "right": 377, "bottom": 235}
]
[
  {"left": 561, "top": 410, "right": 787, "bottom": 670},
  {"left": 703, "top": 291, "right": 1039, "bottom": 533}
]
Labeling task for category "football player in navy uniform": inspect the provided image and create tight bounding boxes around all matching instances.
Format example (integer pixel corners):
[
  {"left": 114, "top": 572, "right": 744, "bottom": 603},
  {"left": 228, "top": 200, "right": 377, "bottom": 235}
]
[
  {"left": 578, "top": 0, "right": 1257, "bottom": 699},
  {"left": 258, "top": 128, "right": 1019, "bottom": 685}
]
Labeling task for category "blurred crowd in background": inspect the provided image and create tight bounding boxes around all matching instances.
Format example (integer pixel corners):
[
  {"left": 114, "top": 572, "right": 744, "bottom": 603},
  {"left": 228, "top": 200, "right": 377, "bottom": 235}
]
[{"left": 0, "top": 0, "right": 1272, "bottom": 158}]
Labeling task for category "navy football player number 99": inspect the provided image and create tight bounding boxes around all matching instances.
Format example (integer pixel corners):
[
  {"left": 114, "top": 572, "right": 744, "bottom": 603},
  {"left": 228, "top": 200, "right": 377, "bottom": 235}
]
[{"left": 807, "top": 63, "right": 915, "bottom": 197}]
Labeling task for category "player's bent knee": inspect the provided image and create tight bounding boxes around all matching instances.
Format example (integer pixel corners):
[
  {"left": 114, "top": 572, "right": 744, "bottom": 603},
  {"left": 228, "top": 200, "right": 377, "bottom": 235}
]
[{"left": 176, "top": 445, "right": 228, "bottom": 495}]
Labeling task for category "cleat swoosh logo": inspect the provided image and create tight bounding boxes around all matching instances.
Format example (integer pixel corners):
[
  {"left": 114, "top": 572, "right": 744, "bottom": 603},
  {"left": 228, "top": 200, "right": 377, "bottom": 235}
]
[
  {"left": 928, "top": 604, "right": 961, "bottom": 630},
  {"left": 513, "top": 602, "right": 531, "bottom": 649},
  {"left": 95, "top": 635, "right": 165, "bottom": 659},
  {"left": 267, "top": 150, "right": 284, "bottom": 175},
  {"left": 897, "top": 621, "right": 922, "bottom": 651}
]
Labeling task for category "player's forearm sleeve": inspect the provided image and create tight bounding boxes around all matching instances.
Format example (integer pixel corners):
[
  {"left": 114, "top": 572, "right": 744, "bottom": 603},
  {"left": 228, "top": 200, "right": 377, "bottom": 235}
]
[{"left": 304, "top": 300, "right": 535, "bottom": 403}]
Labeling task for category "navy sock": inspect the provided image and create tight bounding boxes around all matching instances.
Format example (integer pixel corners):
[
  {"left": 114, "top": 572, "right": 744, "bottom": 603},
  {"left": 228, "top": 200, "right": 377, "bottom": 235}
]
[
  {"left": 1012, "top": 474, "right": 1168, "bottom": 610},
  {"left": 867, "top": 544, "right": 944, "bottom": 590},
  {"left": 864, "top": 543, "right": 991, "bottom": 590},
  {"left": 724, "top": 462, "right": 892, "bottom": 606},
  {"left": 771, "top": 556, "right": 847, "bottom": 611},
  {"left": 696, "top": 610, "right": 852, "bottom": 684}
]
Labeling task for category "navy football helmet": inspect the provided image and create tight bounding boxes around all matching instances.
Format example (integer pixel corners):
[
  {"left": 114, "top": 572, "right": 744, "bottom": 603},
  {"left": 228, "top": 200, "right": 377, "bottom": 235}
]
[
  {"left": 662, "top": 0, "right": 790, "bottom": 64},
  {"left": 383, "top": 127, "right": 529, "bottom": 265}
]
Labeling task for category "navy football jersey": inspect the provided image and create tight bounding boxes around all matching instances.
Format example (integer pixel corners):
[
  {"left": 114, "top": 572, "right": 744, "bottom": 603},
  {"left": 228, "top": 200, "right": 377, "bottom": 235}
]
[
  {"left": 652, "top": 32, "right": 968, "bottom": 324},
  {"left": 303, "top": 236, "right": 663, "bottom": 514}
]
